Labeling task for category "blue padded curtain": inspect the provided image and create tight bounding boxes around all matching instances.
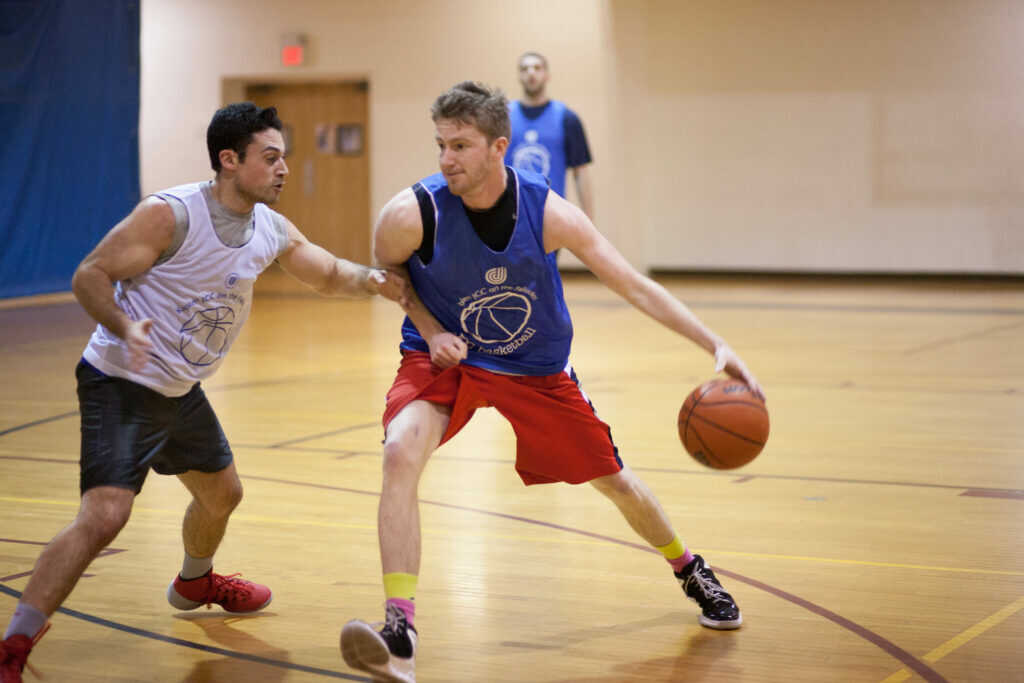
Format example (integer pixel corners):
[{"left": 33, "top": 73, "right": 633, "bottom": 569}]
[{"left": 0, "top": 0, "right": 140, "bottom": 298}]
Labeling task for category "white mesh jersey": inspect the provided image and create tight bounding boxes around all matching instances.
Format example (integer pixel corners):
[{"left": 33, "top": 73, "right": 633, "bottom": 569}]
[{"left": 82, "top": 183, "right": 280, "bottom": 397}]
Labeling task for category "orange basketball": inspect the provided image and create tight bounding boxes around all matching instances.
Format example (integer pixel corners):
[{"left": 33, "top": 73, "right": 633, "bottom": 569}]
[{"left": 678, "top": 378, "right": 769, "bottom": 469}]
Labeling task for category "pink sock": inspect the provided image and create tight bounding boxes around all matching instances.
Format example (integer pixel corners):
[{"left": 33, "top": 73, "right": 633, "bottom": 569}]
[
  {"left": 387, "top": 597, "right": 416, "bottom": 626},
  {"left": 668, "top": 549, "right": 695, "bottom": 573}
]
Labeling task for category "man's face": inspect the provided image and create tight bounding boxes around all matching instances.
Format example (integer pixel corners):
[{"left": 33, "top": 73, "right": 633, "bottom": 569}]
[
  {"left": 234, "top": 128, "right": 288, "bottom": 204},
  {"left": 518, "top": 55, "right": 549, "bottom": 98},
  {"left": 435, "top": 118, "right": 503, "bottom": 197}
]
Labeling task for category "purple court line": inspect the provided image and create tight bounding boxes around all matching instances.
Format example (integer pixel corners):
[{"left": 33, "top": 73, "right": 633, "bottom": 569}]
[
  {"left": 714, "top": 569, "right": 947, "bottom": 683},
  {"left": 903, "top": 319, "right": 1024, "bottom": 355},
  {"left": 961, "top": 489, "right": 1024, "bottom": 500},
  {"left": 0, "top": 543, "right": 126, "bottom": 582},
  {"left": 0, "top": 412, "right": 77, "bottom": 438},
  {"left": 0, "top": 455, "right": 78, "bottom": 465},
  {"left": 267, "top": 422, "right": 379, "bottom": 449},
  {"left": 240, "top": 474, "right": 947, "bottom": 681}
]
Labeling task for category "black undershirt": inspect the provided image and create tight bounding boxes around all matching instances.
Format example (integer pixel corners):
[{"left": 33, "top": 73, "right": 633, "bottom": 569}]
[{"left": 413, "top": 167, "right": 517, "bottom": 264}]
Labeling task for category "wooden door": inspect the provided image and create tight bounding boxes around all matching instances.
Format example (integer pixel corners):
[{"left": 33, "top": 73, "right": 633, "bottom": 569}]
[{"left": 246, "top": 81, "right": 370, "bottom": 294}]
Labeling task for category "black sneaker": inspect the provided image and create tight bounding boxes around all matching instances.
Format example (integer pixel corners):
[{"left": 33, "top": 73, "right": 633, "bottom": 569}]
[
  {"left": 675, "top": 555, "right": 743, "bottom": 630},
  {"left": 340, "top": 604, "right": 418, "bottom": 682}
]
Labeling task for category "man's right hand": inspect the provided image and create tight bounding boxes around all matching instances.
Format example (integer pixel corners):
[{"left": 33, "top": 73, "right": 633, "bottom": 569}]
[
  {"left": 427, "top": 332, "right": 468, "bottom": 369},
  {"left": 124, "top": 319, "right": 155, "bottom": 371}
]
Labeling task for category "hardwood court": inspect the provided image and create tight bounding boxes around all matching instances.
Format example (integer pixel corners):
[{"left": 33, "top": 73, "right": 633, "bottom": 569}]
[{"left": 1, "top": 273, "right": 1022, "bottom": 682}]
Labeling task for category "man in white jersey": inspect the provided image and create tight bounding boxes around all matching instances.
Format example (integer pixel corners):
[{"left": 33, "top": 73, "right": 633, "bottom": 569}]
[{"left": 0, "top": 103, "right": 407, "bottom": 681}]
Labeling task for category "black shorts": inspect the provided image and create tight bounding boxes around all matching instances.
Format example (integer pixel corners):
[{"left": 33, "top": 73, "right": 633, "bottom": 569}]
[{"left": 76, "top": 360, "right": 233, "bottom": 494}]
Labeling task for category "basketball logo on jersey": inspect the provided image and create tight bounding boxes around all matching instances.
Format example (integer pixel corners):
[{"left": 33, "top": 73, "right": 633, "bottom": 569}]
[
  {"left": 485, "top": 267, "right": 507, "bottom": 285},
  {"left": 511, "top": 129, "right": 551, "bottom": 178},
  {"left": 460, "top": 292, "right": 532, "bottom": 345},
  {"left": 178, "top": 306, "right": 236, "bottom": 366}
]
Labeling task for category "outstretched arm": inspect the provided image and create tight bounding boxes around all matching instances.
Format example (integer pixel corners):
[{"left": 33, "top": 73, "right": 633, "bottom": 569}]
[
  {"left": 374, "top": 188, "right": 467, "bottom": 369},
  {"left": 543, "top": 191, "right": 764, "bottom": 399},
  {"left": 277, "top": 218, "right": 408, "bottom": 304},
  {"left": 72, "top": 196, "right": 175, "bottom": 370}
]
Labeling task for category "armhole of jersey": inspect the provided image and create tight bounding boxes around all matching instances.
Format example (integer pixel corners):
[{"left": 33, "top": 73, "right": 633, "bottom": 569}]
[
  {"left": 153, "top": 193, "right": 189, "bottom": 266},
  {"left": 412, "top": 182, "right": 436, "bottom": 265},
  {"left": 269, "top": 210, "right": 290, "bottom": 258}
]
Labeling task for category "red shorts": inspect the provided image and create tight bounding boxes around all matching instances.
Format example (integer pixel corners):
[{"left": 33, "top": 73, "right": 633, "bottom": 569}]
[{"left": 383, "top": 351, "right": 622, "bottom": 485}]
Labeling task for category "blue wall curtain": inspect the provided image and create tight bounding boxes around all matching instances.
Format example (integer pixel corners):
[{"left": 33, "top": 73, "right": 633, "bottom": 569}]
[{"left": 0, "top": 0, "right": 140, "bottom": 298}]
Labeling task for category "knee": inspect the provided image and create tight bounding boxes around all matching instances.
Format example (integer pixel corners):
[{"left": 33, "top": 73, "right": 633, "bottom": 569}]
[
  {"left": 591, "top": 470, "right": 641, "bottom": 502},
  {"left": 205, "top": 480, "right": 243, "bottom": 517},
  {"left": 381, "top": 439, "right": 427, "bottom": 485},
  {"left": 78, "top": 490, "right": 133, "bottom": 546}
]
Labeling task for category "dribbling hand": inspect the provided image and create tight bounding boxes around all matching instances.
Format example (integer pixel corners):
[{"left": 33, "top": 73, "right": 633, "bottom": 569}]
[{"left": 714, "top": 343, "right": 765, "bottom": 401}]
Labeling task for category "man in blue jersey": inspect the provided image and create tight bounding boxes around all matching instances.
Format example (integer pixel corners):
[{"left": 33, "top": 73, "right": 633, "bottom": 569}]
[
  {"left": 339, "top": 81, "right": 765, "bottom": 683},
  {"left": 0, "top": 103, "right": 407, "bottom": 683},
  {"left": 506, "top": 52, "right": 594, "bottom": 219}
]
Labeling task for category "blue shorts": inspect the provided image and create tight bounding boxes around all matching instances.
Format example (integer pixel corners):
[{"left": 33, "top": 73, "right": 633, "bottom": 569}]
[{"left": 76, "top": 360, "right": 233, "bottom": 494}]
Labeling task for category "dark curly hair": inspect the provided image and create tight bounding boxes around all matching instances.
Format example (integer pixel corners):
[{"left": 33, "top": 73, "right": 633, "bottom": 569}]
[{"left": 207, "top": 102, "right": 283, "bottom": 172}]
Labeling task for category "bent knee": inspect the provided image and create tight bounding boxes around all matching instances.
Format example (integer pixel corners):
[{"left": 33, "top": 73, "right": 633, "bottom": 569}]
[
  {"left": 381, "top": 439, "right": 429, "bottom": 481},
  {"left": 78, "top": 488, "right": 134, "bottom": 543},
  {"left": 205, "top": 480, "right": 243, "bottom": 516},
  {"left": 591, "top": 470, "right": 642, "bottom": 500}
]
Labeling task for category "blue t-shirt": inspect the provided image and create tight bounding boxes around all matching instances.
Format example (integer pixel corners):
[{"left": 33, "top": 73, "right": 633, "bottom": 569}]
[
  {"left": 506, "top": 100, "right": 592, "bottom": 197},
  {"left": 400, "top": 168, "right": 574, "bottom": 375}
]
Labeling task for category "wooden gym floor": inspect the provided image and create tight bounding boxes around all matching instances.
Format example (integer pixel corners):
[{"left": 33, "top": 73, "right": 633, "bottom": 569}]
[{"left": 1, "top": 272, "right": 1022, "bottom": 682}]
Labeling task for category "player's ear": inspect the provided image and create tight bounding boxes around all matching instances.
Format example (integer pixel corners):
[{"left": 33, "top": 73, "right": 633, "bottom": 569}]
[
  {"left": 492, "top": 136, "right": 509, "bottom": 157},
  {"left": 218, "top": 149, "right": 239, "bottom": 172}
]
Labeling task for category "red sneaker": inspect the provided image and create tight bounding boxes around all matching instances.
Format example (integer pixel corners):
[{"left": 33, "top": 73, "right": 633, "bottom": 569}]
[
  {"left": 0, "top": 624, "right": 48, "bottom": 683},
  {"left": 167, "top": 570, "right": 272, "bottom": 613}
]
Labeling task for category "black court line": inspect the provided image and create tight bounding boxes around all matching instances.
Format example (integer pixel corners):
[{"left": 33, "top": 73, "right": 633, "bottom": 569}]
[
  {"left": 904, "top": 319, "right": 1024, "bottom": 355},
  {"left": 0, "top": 584, "right": 368, "bottom": 681}
]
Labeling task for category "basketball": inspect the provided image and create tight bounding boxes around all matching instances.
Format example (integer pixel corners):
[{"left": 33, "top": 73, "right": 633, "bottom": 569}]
[{"left": 678, "top": 378, "right": 769, "bottom": 469}]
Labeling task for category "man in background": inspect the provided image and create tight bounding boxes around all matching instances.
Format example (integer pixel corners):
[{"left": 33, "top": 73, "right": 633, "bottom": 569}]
[{"left": 506, "top": 52, "right": 594, "bottom": 219}]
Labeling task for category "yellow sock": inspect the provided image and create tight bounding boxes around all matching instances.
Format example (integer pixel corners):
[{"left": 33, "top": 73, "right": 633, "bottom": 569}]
[
  {"left": 383, "top": 572, "right": 418, "bottom": 602},
  {"left": 655, "top": 535, "right": 694, "bottom": 571}
]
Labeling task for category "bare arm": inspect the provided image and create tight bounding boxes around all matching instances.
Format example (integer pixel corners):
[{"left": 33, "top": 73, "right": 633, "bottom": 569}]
[
  {"left": 374, "top": 188, "right": 467, "bottom": 368},
  {"left": 542, "top": 191, "right": 764, "bottom": 398},
  {"left": 277, "top": 218, "right": 407, "bottom": 303},
  {"left": 71, "top": 196, "right": 175, "bottom": 369},
  {"left": 571, "top": 164, "right": 594, "bottom": 220}
]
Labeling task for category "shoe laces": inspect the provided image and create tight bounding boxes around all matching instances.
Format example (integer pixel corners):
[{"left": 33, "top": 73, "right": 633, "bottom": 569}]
[
  {"left": 371, "top": 604, "right": 413, "bottom": 658},
  {"left": 381, "top": 604, "right": 408, "bottom": 637},
  {"left": 208, "top": 573, "right": 254, "bottom": 607},
  {"left": 686, "top": 566, "right": 730, "bottom": 604}
]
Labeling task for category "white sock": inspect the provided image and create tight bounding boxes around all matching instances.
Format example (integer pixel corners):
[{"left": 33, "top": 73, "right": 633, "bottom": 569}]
[
  {"left": 4, "top": 602, "right": 47, "bottom": 640},
  {"left": 180, "top": 552, "right": 213, "bottom": 581}
]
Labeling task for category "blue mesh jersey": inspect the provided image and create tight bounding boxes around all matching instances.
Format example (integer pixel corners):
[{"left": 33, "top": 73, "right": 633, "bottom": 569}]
[
  {"left": 506, "top": 100, "right": 592, "bottom": 198},
  {"left": 400, "top": 168, "right": 574, "bottom": 376}
]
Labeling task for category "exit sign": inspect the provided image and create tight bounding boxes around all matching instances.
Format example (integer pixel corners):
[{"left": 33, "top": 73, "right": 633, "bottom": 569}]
[{"left": 281, "top": 34, "right": 307, "bottom": 67}]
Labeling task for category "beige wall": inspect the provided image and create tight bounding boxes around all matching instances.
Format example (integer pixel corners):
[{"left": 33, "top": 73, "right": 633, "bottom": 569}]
[{"left": 141, "top": 0, "right": 1024, "bottom": 274}]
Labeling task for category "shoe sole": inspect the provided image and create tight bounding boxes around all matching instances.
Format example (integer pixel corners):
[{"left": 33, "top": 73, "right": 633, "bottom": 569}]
[
  {"left": 340, "top": 621, "right": 411, "bottom": 683},
  {"left": 699, "top": 613, "right": 743, "bottom": 630},
  {"left": 166, "top": 581, "right": 273, "bottom": 613}
]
